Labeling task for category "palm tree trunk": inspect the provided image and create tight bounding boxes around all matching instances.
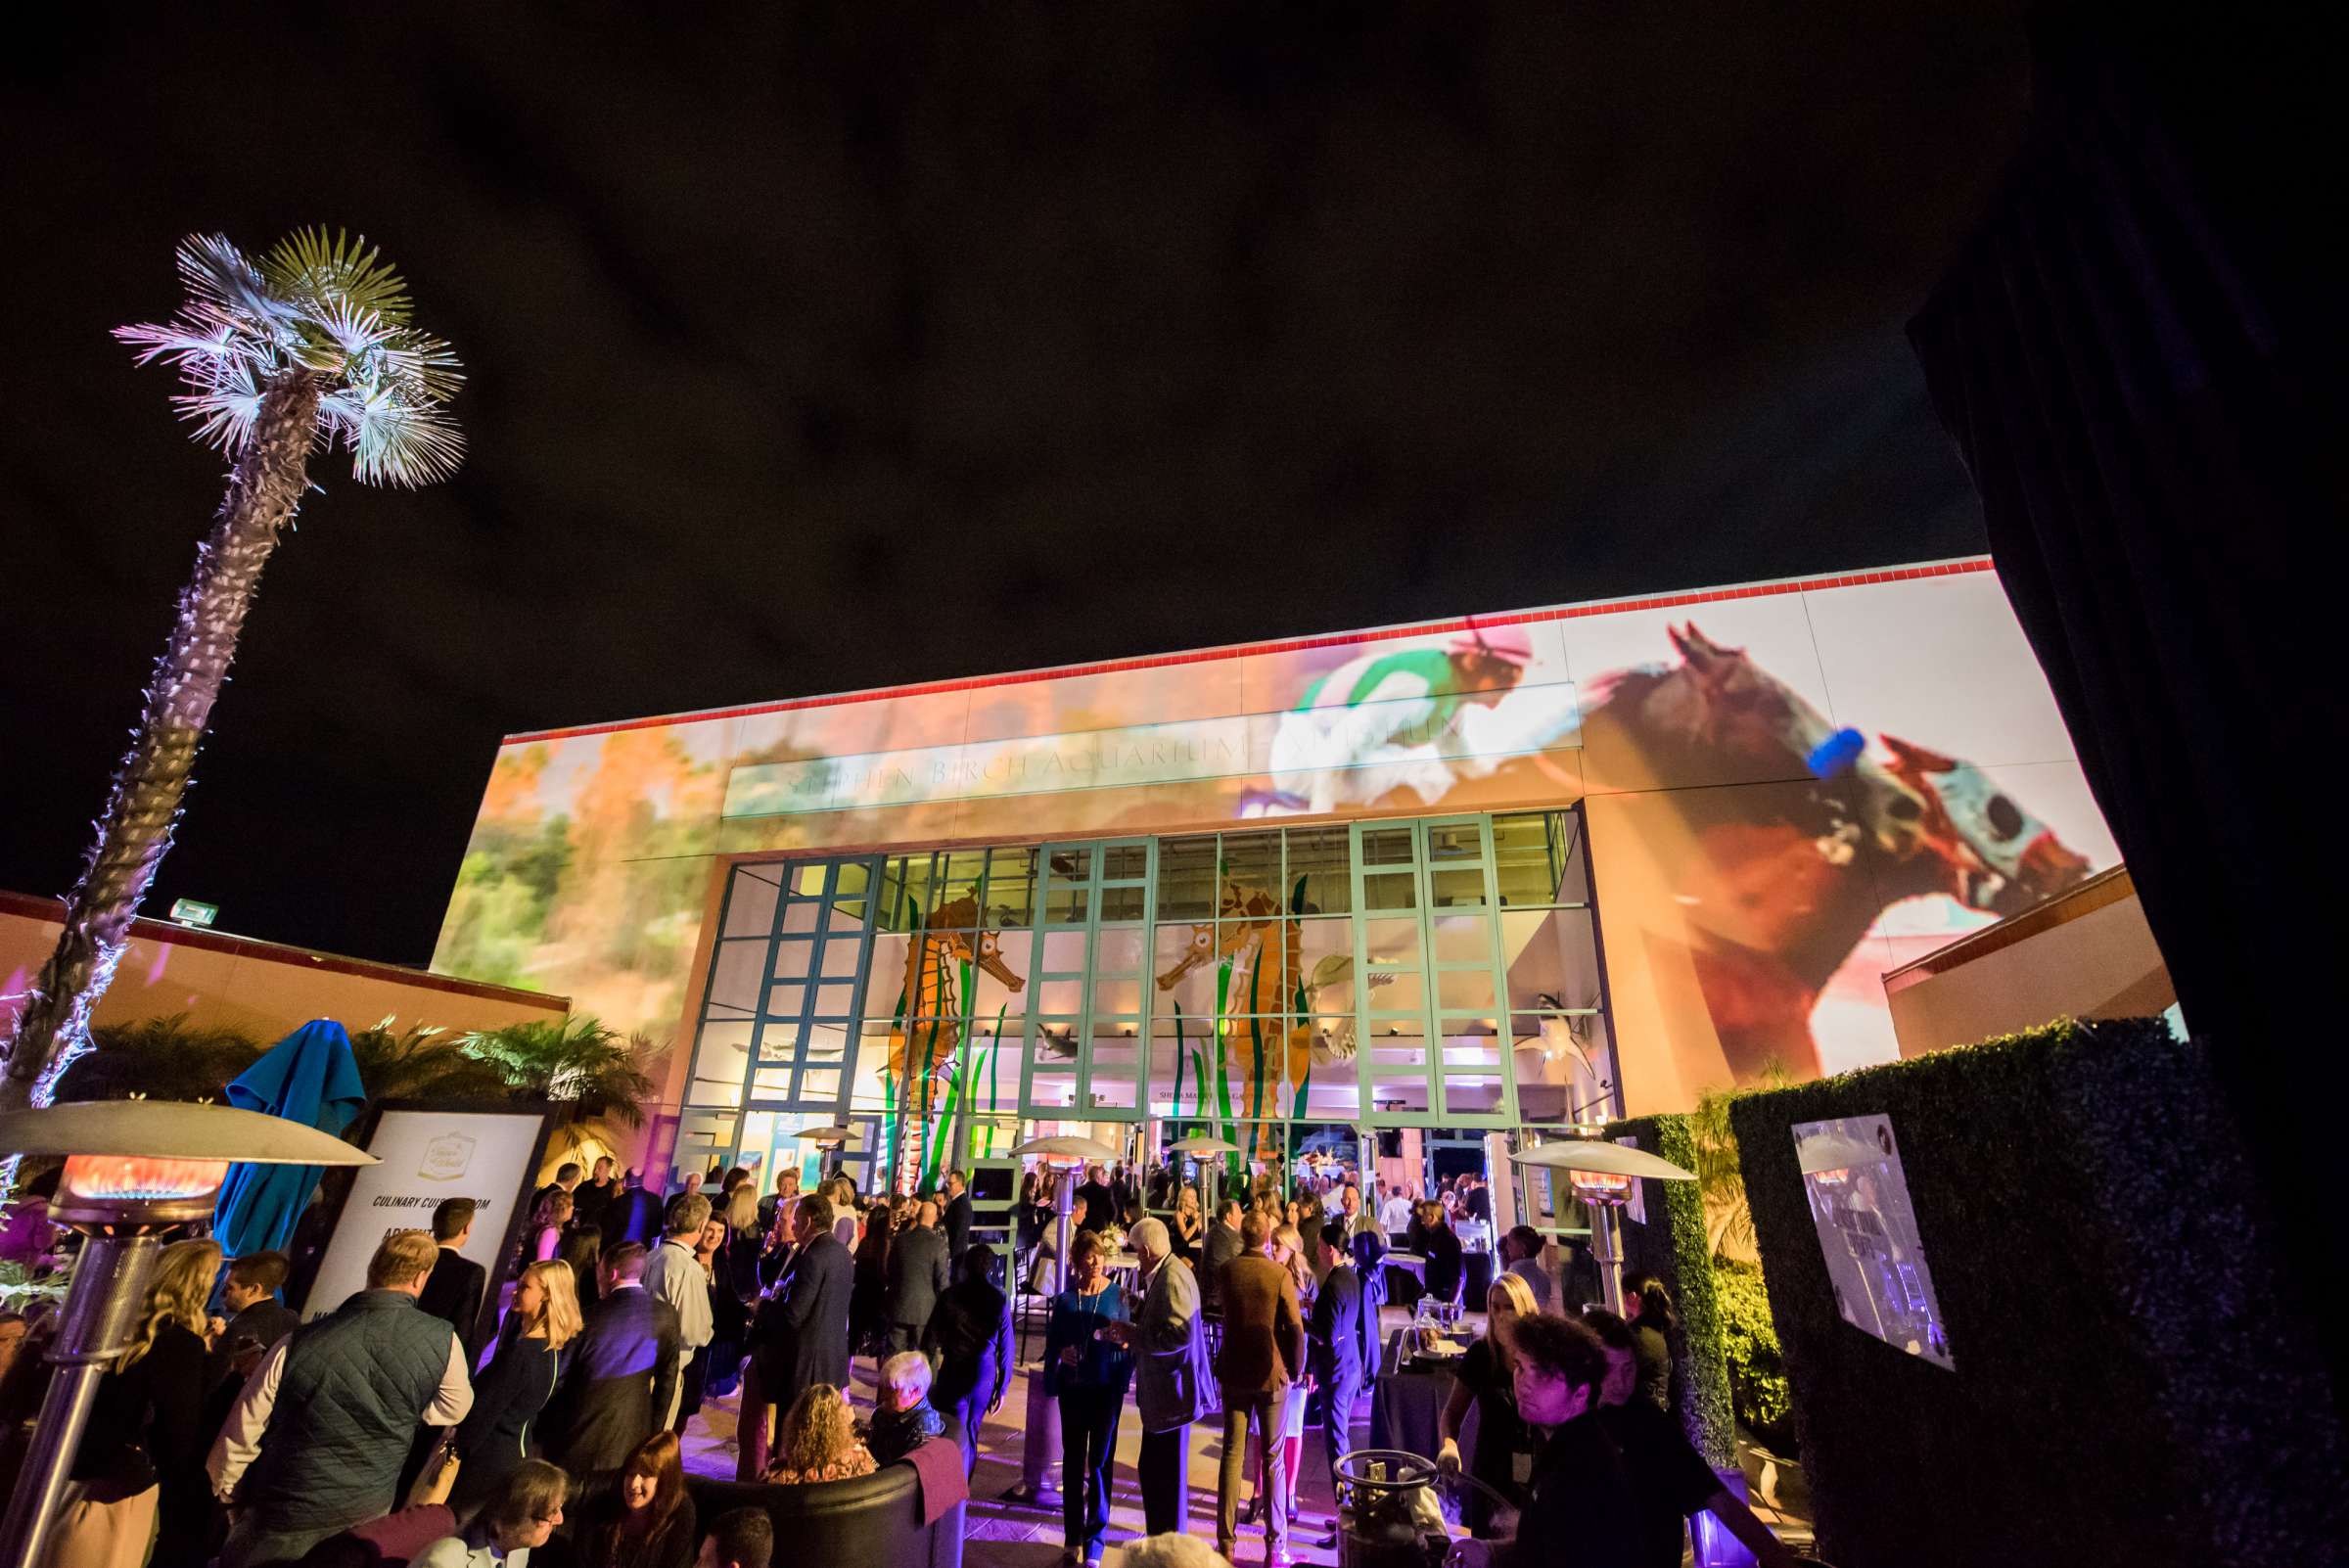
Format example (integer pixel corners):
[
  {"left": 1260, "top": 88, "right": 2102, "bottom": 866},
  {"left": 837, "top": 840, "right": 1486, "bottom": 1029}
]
[{"left": 0, "top": 371, "right": 319, "bottom": 1113}]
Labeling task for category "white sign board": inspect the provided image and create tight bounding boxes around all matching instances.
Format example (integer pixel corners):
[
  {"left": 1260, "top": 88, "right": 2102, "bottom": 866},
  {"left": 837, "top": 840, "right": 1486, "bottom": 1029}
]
[
  {"left": 303, "top": 1108, "right": 546, "bottom": 1322},
  {"left": 1792, "top": 1114, "right": 1954, "bottom": 1370}
]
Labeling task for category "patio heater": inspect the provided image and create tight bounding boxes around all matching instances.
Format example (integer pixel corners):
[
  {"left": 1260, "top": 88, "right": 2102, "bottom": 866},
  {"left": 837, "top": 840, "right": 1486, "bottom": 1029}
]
[
  {"left": 1007, "top": 1133, "right": 1119, "bottom": 1294},
  {"left": 1168, "top": 1133, "right": 1239, "bottom": 1222},
  {"left": 794, "top": 1124, "right": 855, "bottom": 1183},
  {"left": 0, "top": 1101, "right": 375, "bottom": 1568},
  {"left": 1509, "top": 1126, "right": 1695, "bottom": 1314}
]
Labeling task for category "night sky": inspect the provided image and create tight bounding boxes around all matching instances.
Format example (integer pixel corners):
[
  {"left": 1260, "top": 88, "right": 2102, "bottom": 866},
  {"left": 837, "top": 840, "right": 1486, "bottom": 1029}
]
[{"left": 4, "top": 4, "right": 2040, "bottom": 966}]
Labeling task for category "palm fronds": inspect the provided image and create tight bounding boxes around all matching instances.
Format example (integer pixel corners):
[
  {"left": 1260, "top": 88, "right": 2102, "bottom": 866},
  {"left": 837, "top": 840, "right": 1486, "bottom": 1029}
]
[
  {"left": 48, "top": 1013, "right": 265, "bottom": 1104},
  {"left": 455, "top": 1016, "right": 659, "bottom": 1127},
  {"left": 115, "top": 228, "right": 464, "bottom": 487}
]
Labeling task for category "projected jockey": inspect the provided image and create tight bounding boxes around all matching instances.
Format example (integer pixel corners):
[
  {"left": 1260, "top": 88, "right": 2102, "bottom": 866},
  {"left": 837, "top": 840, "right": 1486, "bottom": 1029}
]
[{"left": 1258, "top": 623, "right": 1577, "bottom": 815}]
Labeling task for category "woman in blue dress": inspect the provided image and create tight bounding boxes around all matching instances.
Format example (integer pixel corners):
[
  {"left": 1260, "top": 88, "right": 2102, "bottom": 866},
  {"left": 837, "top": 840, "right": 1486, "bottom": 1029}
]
[{"left": 1041, "top": 1227, "right": 1132, "bottom": 1568}]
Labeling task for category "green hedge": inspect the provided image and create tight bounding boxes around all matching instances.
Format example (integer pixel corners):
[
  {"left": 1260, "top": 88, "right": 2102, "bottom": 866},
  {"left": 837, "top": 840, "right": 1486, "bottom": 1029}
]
[
  {"left": 1728, "top": 1018, "right": 2347, "bottom": 1568},
  {"left": 1609, "top": 1112, "right": 1737, "bottom": 1468}
]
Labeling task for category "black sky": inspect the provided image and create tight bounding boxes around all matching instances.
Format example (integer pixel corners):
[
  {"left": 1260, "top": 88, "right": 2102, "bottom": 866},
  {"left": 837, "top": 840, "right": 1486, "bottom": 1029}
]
[{"left": 3, "top": 3, "right": 2040, "bottom": 966}]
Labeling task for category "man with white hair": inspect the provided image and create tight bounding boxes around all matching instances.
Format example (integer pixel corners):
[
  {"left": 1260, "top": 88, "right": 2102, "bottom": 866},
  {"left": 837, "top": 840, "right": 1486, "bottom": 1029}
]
[
  {"left": 870, "top": 1349, "right": 946, "bottom": 1463},
  {"left": 1103, "top": 1216, "right": 1210, "bottom": 1538}
]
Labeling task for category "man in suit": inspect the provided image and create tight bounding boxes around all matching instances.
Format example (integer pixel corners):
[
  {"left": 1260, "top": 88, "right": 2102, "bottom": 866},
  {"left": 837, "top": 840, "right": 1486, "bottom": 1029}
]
[
  {"left": 1309, "top": 1227, "right": 1366, "bottom": 1549},
  {"left": 1075, "top": 1164, "right": 1117, "bottom": 1234},
  {"left": 541, "top": 1242, "right": 681, "bottom": 1475},
  {"left": 885, "top": 1198, "right": 951, "bottom": 1355},
  {"left": 941, "top": 1169, "right": 974, "bottom": 1265},
  {"left": 577, "top": 1154, "right": 621, "bottom": 1217},
  {"left": 416, "top": 1198, "right": 489, "bottom": 1366},
  {"left": 1200, "top": 1197, "right": 1245, "bottom": 1315},
  {"left": 1215, "top": 1211, "right": 1305, "bottom": 1565},
  {"left": 531, "top": 1162, "right": 582, "bottom": 1215},
  {"left": 757, "top": 1166, "right": 803, "bottom": 1239},
  {"left": 602, "top": 1167, "right": 665, "bottom": 1251},
  {"left": 399, "top": 1197, "right": 492, "bottom": 1495},
  {"left": 739, "top": 1192, "right": 852, "bottom": 1481},
  {"left": 1104, "top": 1217, "right": 1207, "bottom": 1537}
]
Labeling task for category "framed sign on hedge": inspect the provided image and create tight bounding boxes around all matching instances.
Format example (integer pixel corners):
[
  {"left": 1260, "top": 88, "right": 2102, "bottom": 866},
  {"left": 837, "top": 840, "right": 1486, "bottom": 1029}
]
[{"left": 1791, "top": 1114, "right": 1953, "bottom": 1370}]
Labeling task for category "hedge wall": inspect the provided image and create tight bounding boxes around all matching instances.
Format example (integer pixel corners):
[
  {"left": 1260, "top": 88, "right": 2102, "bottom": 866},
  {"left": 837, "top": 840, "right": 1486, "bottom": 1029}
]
[
  {"left": 1609, "top": 1112, "right": 1737, "bottom": 1468},
  {"left": 1729, "top": 1018, "right": 2347, "bottom": 1568}
]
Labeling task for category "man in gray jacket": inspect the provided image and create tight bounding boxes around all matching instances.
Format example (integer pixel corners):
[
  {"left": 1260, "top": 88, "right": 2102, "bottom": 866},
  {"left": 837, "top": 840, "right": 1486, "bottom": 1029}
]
[
  {"left": 641, "top": 1192, "right": 714, "bottom": 1428},
  {"left": 1105, "top": 1216, "right": 1209, "bottom": 1537}
]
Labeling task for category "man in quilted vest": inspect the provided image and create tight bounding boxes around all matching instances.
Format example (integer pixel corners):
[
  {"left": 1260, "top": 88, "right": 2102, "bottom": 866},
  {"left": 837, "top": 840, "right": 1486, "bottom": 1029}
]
[{"left": 208, "top": 1229, "right": 475, "bottom": 1568}]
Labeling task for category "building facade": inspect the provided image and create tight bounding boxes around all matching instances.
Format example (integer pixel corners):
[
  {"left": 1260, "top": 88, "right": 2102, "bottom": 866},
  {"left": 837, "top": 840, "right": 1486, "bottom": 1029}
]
[{"left": 432, "top": 557, "right": 2117, "bottom": 1187}]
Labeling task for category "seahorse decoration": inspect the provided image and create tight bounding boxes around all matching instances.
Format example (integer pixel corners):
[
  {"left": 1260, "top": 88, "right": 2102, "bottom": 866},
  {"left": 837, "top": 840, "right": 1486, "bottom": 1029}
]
[
  {"left": 1155, "top": 875, "right": 1372, "bottom": 1165},
  {"left": 884, "top": 889, "right": 1025, "bottom": 1190}
]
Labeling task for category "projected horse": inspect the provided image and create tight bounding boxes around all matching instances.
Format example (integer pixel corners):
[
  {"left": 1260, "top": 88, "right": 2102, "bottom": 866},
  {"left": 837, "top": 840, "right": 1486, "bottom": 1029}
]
[{"left": 1581, "top": 624, "right": 2094, "bottom": 1082}]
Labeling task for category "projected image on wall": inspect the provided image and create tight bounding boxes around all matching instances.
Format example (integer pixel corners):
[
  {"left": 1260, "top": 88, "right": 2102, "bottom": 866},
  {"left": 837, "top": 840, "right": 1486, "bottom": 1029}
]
[{"left": 1794, "top": 1114, "right": 1954, "bottom": 1369}]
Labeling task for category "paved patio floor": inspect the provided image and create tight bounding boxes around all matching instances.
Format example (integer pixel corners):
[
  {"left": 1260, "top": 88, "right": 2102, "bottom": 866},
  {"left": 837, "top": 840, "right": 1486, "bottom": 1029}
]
[{"left": 677, "top": 1305, "right": 1812, "bottom": 1567}]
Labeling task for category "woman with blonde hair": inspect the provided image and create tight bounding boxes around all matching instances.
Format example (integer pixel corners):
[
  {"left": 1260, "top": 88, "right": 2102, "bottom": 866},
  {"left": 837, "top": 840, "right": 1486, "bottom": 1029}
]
[
  {"left": 446, "top": 1260, "right": 583, "bottom": 1516},
  {"left": 765, "top": 1382, "right": 876, "bottom": 1485},
  {"left": 1170, "top": 1183, "right": 1203, "bottom": 1266},
  {"left": 1437, "top": 1270, "right": 1542, "bottom": 1537},
  {"left": 41, "top": 1236, "right": 218, "bottom": 1568},
  {"left": 530, "top": 1188, "right": 575, "bottom": 1263}
]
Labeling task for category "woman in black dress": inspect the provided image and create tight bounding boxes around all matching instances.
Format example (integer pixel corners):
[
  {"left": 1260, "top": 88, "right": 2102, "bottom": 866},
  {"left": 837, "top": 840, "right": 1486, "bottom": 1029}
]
[
  {"left": 924, "top": 1246, "right": 1014, "bottom": 1476},
  {"left": 46, "top": 1237, "right": 217, "bottom": 1568},
  {"left": 1437, "top": 1271, "right": 1540, "bottom": 1537},
  {"left": 576, "top": 1431, "right": 698, "bottom": 1568},
  {"left": 850, "top": 1202, "right": 896, "bottom": 1356},
  {"left": 1418, "top": 1199, "right": 1465, "bottom": 1307},
  {"left": 447, "top": 1260, "right": 582, "bottom": 1517},
  {"left": 560, "top": 1223, "right": 604, "bottom": 1312},
  {"left": 1623, "top": 1270, "right": 1678, "bottom": 1411}
]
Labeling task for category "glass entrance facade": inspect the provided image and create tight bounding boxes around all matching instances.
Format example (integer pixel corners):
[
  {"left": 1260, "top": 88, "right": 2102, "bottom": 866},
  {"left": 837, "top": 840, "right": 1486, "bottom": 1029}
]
[{"left": 680, "top": 807, "right": 1615, "bottom": 1181}]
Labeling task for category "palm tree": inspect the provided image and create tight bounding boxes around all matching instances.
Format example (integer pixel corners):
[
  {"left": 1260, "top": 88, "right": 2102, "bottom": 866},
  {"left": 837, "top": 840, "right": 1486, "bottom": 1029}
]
[{"left": 0, "top": 231, "right": 462, "bottom": 1114}]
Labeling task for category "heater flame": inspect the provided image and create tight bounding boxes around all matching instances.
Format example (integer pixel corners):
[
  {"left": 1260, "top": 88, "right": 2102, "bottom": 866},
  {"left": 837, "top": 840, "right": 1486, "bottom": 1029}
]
[
  {"left": 1566, "top": 1168, "right": 1634, "bottom": 1203},
  {"left": 62, "top": 1154, "right": 230, "bottom": 1203}
]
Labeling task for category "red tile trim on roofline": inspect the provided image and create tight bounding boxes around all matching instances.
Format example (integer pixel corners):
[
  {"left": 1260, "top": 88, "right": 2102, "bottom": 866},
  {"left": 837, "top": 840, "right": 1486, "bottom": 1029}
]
[
  {"left": 506, "top": 556, "right": 1996, "bottom": 745},
  {"left": 0, "top": 889, "right": 572, "bottom": 1010}
]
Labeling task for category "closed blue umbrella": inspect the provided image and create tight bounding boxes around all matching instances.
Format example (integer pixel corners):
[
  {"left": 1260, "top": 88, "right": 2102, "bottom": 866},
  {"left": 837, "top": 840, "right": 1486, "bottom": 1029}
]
[{"left": 210, "top": 1018, "right": 369, "bottom": 1259}]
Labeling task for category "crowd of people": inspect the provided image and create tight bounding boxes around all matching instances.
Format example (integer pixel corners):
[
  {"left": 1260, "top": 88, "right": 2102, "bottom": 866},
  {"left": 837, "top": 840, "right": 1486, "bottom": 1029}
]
[
  {"left": 0, "top": 1152, "right": 996, "bottom": 1568},
  {"left": 0, "top": 1146, "right": 1802, "bottom": 1568},
  {"left": 995, "top": 1160, "right": 1797, "bottom": 1568}
]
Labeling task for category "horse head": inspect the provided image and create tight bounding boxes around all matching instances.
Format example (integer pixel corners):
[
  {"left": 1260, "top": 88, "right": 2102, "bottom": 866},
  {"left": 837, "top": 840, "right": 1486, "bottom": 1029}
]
[
  {"left": 1881, "top": 736, "right": 2094, "bottom": 915},
  {"left": 1660, "top": 623, "right": 1932, "bottom": 859}
]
